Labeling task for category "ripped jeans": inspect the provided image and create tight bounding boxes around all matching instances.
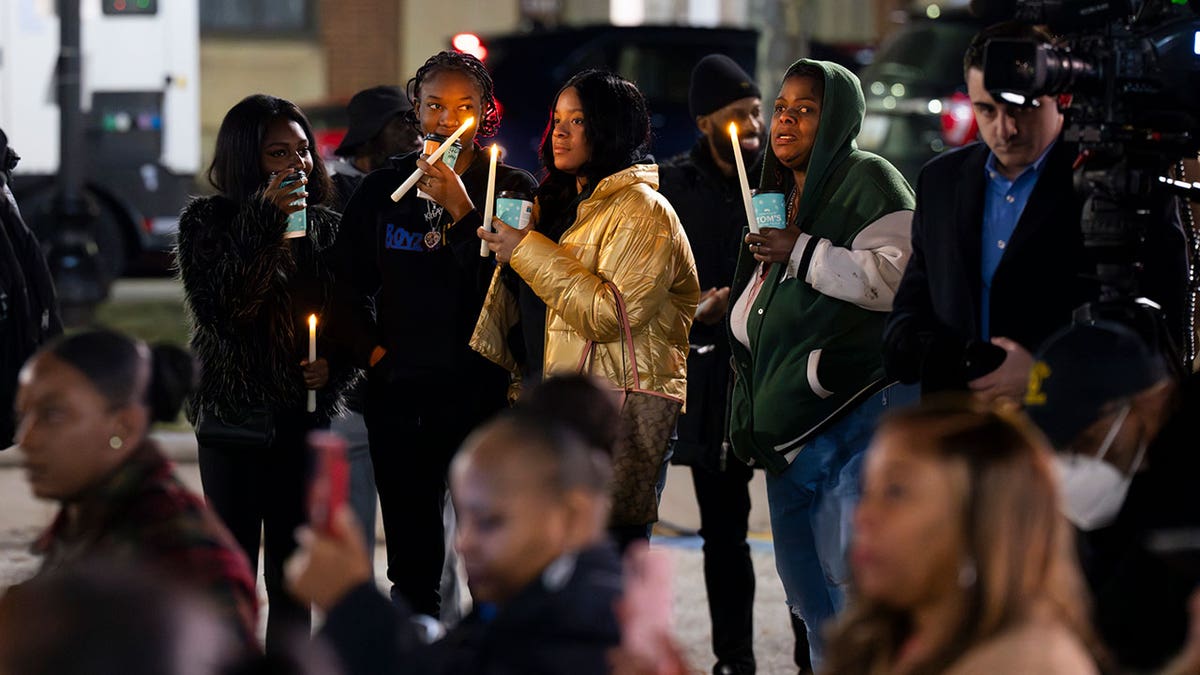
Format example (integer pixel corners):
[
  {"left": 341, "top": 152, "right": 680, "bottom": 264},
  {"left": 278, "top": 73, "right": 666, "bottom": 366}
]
[{"left": 765, "top": 382, "right": 919, "bottom": 669}]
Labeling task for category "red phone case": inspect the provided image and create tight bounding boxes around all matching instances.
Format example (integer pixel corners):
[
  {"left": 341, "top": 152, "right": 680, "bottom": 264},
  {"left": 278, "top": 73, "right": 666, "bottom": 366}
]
[{"left": 307, "top": 431, "right": 349, "bottom": 533}]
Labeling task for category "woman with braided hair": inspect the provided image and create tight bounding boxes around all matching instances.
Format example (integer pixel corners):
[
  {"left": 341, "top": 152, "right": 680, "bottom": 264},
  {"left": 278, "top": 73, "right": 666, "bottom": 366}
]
[{"left": 329, "top": 50, "right": 535, "bottom": 618}]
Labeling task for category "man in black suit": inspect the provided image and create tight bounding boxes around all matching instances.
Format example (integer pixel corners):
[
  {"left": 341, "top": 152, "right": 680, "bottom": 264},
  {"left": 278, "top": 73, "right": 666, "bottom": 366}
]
[{"left": 883, "top": 22, "right": 1188, "bottom": 398}]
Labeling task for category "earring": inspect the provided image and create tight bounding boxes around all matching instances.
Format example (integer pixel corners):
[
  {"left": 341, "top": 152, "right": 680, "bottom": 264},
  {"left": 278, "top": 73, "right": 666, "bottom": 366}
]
[
  {"left": 109, "top": 436, "right": 124, "bottom": 450},
  {"left": 958, "top": 558, "right": 978, "bottom": 588}
]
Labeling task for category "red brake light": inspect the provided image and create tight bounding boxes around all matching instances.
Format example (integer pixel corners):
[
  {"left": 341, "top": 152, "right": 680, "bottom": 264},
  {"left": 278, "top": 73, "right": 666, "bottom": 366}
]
[
  {"left": 940, "top": 92, "right": 978, "bottom": 147},
  {"left": 452, "top": 33, "right": 488, "bottom": 62}
]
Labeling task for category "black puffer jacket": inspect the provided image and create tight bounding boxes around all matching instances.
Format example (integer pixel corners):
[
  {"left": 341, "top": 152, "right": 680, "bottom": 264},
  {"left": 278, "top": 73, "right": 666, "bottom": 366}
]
[{"left": 176, "top": 194, "right": 359, "bottom": 422}]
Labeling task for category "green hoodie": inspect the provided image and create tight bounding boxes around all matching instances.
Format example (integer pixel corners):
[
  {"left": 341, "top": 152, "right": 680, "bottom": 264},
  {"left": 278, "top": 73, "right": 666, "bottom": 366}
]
[{"left": 728, "top": 59, "right": 915, "bottom": 475}]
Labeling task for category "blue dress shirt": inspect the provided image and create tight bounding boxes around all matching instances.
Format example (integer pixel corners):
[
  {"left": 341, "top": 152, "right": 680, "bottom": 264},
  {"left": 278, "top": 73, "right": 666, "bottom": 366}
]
[{"left": 980, "top": 141, "right": 1056, "bottom": 339}]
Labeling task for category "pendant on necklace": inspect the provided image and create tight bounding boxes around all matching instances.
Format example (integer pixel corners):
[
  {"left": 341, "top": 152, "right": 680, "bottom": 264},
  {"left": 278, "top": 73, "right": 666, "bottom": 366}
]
[{"left": 423, "top": 230, "right": 442, "bottom": 250}]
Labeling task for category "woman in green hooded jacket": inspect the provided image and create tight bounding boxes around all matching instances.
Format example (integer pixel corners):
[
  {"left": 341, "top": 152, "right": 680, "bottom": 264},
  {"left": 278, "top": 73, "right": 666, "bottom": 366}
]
[{"left": 727, "top": 59, "right": 919, "bottom": 666}]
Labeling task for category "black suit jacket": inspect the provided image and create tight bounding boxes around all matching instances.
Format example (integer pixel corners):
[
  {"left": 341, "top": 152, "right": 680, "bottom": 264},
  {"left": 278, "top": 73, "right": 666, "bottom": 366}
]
[{"left": 883, "top": 140, "right": 1188, "bottom": 391}]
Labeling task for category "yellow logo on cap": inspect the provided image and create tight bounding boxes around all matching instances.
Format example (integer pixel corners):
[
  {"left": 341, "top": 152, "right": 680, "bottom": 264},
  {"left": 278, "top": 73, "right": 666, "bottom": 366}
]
[{"left": 1025, "top": 361, "right": 1051, "bottom": 406}]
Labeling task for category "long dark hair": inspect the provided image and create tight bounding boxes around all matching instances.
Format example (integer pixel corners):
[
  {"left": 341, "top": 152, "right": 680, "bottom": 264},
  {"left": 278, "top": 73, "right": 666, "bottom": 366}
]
[
  {"left": 536, "top": 70, "right": 651, "bottom": 231},
  {"left": 404, "top": 51, "right": 500, "bottom": 138},
  {"left": 207, "top": 94, "right": 334, "bottom": 206}
]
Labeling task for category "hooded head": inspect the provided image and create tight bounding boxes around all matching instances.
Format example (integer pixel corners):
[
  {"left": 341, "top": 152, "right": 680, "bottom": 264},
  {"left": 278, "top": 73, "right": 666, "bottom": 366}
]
[{"left": 761, "top": 59, "right": 865, "bottom": 226}]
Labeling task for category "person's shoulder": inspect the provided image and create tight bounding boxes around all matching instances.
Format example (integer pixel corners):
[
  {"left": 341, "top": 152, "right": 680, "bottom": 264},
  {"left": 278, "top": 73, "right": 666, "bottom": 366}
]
[
  {"left": 919, "top": 142, "right": 988, "bottom": 181},
  {"left": 946, "top": 618, "right": 1097, "bottom": 675}
]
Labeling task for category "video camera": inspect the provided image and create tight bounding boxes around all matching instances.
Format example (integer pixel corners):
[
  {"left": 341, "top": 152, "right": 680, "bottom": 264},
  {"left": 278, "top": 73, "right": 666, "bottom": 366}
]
[{"left": 974, "top": 0, "right": 1200, "bottom": 367}]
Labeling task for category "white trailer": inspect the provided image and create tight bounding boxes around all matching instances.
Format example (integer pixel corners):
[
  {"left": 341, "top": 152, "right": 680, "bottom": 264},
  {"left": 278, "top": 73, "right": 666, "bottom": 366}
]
[{"left": 0, "top": 0, "right": 199, "bottom": 277}]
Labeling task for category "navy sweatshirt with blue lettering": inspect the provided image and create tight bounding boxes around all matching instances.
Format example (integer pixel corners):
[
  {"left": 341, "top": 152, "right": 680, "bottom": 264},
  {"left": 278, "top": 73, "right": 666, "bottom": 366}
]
[{"left": 330, "top": 147, "right": 536, "bottom": 387}]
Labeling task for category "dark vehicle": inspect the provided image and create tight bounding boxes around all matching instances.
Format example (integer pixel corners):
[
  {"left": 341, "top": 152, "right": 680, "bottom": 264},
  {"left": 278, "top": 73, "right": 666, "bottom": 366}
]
[
  {"left": 462, "top": 25, "right": 758, "bottom": 174},
  {"left": 856, "top": 7, "right": 986, "bottom": 183}
]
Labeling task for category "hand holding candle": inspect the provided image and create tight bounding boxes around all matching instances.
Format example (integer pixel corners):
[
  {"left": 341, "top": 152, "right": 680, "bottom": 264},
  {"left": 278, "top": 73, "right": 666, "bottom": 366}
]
[
  {"left": 480, "top": 143, "right": 499, "bottom": 257},
  {"left": 307, "top": 314, "right": 317, "bottom": 413},
  {"left": 729, "top": 122, "right": 759, "bottom": 235},
  {"left": 391, "top": 117, "right": 475, "bottom": 202}
]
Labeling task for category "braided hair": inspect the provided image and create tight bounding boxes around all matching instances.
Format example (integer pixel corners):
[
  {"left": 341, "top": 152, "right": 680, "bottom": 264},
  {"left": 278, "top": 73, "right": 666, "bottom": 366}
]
[{"left": 405, "top": 51, "right": 500, "bottom": 138}]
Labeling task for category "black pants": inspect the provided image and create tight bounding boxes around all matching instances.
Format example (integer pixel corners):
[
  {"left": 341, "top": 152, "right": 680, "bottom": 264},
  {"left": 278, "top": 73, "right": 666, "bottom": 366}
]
[
  {"left": 691, "top": 459, "right": 757, "bottom": 673},
  {"left": 197, "top": 409, "right": 316, "bottom": 653},
  {"left": 365, "top": 378, "right": 500, "bottom": 617}
]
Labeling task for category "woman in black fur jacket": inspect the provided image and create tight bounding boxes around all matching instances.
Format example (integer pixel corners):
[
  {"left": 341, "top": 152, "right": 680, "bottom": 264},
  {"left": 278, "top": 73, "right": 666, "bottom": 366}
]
[{"left": 176, "top": 94, "right": 358, "bottom": 652}]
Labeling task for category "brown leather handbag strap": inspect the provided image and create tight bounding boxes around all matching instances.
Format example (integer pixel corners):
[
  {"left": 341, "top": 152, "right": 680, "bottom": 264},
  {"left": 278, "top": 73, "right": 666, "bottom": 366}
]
[{"left": 575, "top": 280, "right": 641, "bottom": 390}]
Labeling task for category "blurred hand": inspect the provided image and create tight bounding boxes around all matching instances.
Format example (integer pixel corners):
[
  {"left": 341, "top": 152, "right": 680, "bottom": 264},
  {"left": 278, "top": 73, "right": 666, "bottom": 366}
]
[
  {"left": 695, "top": 287, "right": 731, "bottom": 326},
  {"left": 285, "top": 505, "right": 373, "bottom": 611},
  {"left": 1164, "top": 590, "right": 1200, "bottom": 675},
  {"left": 301, "top": 357, "right": 329, "bottom": 390},
  {"left": 613, "top": 543, "right": 686, "bottom": 675},
  {"left": 416, "top": 156, "right": 474, "bottom": 222},
  {"left": 264, "top": 171, "right": 307, "bottom": 216},
  {"left": 745, "top": 225, "right": 802, "bottom": 265},
  {"left": 478, "top": 217, "right": 529, "bottom": 265},
  {"left": 968, "top": 337, "right": 1034, "bottom": 404}
]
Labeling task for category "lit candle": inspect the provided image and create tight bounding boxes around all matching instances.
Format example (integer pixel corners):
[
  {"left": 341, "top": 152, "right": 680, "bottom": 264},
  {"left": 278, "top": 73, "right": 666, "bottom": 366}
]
[
  {"left": 729, "top": 122, "right": 759, "bottom": 235},
  {"left": 480, "top": 143, "right": 499, "bottom": 257},
  {"left": 307, "top": 314, "right": 317, "bottom": 413},
  {"left": 390, "top": 117, "right": 476, "bottom": 202}
]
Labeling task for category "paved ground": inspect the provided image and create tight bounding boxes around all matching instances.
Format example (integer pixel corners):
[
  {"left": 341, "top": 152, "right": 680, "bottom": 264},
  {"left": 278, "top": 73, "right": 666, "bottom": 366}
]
[{"left": 0, "top": 453, "right": 800, "bottom": 673}]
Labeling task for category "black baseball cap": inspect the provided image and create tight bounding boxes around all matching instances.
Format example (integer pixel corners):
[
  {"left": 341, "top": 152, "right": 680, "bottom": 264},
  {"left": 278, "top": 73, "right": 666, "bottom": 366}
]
[
  {"left": 1025, "top": 320, "right": 1169, "bottom": 448},
  {"left": 334, "top": 86, "right": 412, "bottom": 157}
]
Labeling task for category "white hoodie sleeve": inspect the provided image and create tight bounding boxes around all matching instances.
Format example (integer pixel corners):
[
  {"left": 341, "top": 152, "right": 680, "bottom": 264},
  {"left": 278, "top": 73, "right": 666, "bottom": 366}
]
[{"left": 783, "top": 209, "right": 913, "bottom": 312}]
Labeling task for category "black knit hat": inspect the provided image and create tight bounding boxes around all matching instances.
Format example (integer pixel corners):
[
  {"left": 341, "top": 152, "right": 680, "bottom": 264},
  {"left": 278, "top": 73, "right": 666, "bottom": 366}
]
[
  {"left": 688, "top": 54, "right": 761, "bottom": 120},
  {"left": 334, "top": 85, "right": 412, "bottom": 157},
  {"left": 1025, "top": 320, "right": 1170, "bottom": 448}
]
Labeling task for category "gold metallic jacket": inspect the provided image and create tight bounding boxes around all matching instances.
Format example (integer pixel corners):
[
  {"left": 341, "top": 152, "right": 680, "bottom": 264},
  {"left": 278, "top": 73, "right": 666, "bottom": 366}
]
[{"left": 471, "top": 164, "right": 699, "bottom": 403}]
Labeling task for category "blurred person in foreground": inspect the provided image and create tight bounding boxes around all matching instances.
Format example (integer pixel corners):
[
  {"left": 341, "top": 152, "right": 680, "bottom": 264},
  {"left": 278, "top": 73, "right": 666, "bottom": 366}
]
[
  {"left": 822, "top": 399, "right": 1099, "bottom": 674},
  {"left": 0, "top": 127, "right": 61, "bottom": 449},
  {"left": 657, "top": 53, "right": 810, "bottom": 675},
  {"left": 474, "top": 69, "right": 699, "bottom": 551},
  {"left": 725, "top": 57, "right": 917, "bottom": 666},
  {"left": 1026, "top": 320, "right": 1200, "bottom": 671},
  {"left": 11, "top": 330, "right": 258, "bottom": 649},
  {"left": 0, "top": 563, "right": 343, "bottom": 675},
  {"left": 287, "top": 403, "right": 620, "bottom": 675},
  {"left": 178, "top": 93, "right": 360, "bottom": 650}
]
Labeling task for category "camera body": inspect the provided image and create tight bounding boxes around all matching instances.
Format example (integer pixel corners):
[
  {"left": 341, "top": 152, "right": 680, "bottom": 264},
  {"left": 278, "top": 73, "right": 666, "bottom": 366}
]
[{"left": 980, "top": 0, "right": 1200, "bottom": 364}]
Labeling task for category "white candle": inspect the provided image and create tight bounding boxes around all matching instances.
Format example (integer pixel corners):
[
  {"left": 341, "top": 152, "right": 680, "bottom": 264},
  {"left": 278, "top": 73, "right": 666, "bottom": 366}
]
[
  {"left": 729, "top": 122, "right": 759, "bottom": 235},
  {"left": 307, "top": 314, "right": 317, "bottom": 413},
  {"left": 480, "top": 143, "right": 499, "bottom": 258},
  {"left": 390, "top": 117, "right": 476, "bottom": 202}
]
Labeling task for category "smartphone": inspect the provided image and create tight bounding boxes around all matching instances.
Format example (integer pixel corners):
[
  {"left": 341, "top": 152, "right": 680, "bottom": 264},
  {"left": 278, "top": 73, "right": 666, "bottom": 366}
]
[{"left": 307, "top": 430, "right": 349, "bottom": 534}]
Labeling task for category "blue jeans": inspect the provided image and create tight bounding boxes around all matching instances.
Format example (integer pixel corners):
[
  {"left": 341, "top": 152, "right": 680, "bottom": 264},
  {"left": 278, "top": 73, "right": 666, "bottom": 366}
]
[
  {"left": 331, "top": 411, "right": 377, "bottom": 555},
  {"left": 766, "top": 382, "right": 919, "bottom": 669}
]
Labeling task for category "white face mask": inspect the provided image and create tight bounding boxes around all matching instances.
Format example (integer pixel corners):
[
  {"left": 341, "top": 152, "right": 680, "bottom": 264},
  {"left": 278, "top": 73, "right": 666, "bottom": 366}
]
[{"left": 1054, "top": 404, "right": 1148, "bottom": 532}]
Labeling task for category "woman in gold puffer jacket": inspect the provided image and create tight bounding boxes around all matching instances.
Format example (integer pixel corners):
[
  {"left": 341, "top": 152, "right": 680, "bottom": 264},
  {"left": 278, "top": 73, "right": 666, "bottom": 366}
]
[{"left": 476, "top": 70, "right": 699, "bottom": 548}]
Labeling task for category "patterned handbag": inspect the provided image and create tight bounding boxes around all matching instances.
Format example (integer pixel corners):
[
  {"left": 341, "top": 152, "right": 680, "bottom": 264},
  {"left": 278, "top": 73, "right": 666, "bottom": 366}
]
[{"left": 578, "top": 281, "right": 682, "bottom": 527}]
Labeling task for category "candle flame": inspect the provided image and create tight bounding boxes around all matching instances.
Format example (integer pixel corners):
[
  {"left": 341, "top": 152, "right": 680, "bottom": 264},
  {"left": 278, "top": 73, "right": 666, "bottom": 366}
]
[
  {"left": 462, "top": 117, "right": 476, "bottom": 130},
  {"left": 490, "top": 143, "right": 499, "bottom": 158},
  {"left": 729, "top": 121, "right": 738, "bottom": 138},
  {"left": 308, "top": 314, "right": 317, "bottom": 329}
]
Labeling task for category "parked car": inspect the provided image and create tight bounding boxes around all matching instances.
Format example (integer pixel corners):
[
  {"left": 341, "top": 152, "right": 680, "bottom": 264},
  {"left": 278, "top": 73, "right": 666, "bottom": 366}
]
[{"left": 856, "top": 6, "right": 986, "bottom": 183}]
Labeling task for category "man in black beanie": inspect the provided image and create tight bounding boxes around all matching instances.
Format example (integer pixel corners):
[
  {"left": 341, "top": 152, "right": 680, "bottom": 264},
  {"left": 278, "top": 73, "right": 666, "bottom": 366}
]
[
  {"left": 659, "top": 54, "right": 811, "bottom": 675},
  {"left": 330, "top": 85, "right": 421, "bottom": 211}
]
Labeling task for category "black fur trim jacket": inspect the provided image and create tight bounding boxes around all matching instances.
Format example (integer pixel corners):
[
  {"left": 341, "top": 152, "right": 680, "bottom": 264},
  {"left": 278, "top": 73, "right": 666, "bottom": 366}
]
[{"left": 176, "top": 194, "right": 361, "bottom": 422}]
